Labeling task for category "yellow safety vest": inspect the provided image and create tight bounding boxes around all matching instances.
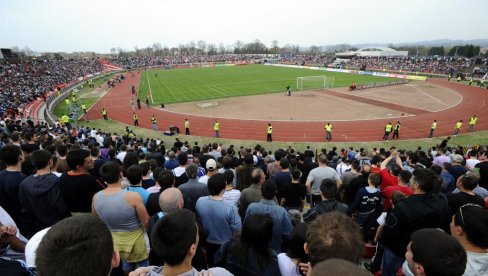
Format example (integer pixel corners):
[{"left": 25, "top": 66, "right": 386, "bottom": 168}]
[
  {"left": 61, "top": 115, "right": 69, "bottom": 123},
  {"left": 432, "top": 122, "right": 437, "bottom": 129},
  {"left": 267, "top": 126, "right": 273, "bottom": 134},
  {"left": 455, "top": 122, "right": 463, "bottom": 129},
  {"left": 185, "top": 121, "right": 190, "bottom": 128},
  {"left": 65, "top": 99, "right": 70, "bottom": 105},
  {"left": 101, "top": 110, "right": 107, "bottom": 115},
  {"left": 82, "top": 104, "right": 86, "bottom": 110},
  {"left": 214, "top": 123, "right": 219, "bottom": 131},
  {"left": 395, "top": 124, "right": 400, "bottom": 131},
  {"left": 385, "top": 124, "right": 392, "bottom": 132},
  {"left": 470, "top": 117, "right": 477, "bottom": 125},
  {"left": 134, "top": 115, "right": 138, "bottom": 120},
  {"left": 151, "top": 117, "right": 157, "bottom": 124},
  {"left": 325, "top": 124, "right": 332, "bottom": 132}
]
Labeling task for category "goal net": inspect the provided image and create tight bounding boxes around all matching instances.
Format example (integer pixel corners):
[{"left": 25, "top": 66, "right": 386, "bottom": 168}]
[{"left": 296, "top": 75, "right": 334, "bottom": 90}]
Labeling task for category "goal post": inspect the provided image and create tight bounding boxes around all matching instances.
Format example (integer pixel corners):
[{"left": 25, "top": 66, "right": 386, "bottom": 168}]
[{"left": 296, "top": 75, "right": 334, "bottom": 90}]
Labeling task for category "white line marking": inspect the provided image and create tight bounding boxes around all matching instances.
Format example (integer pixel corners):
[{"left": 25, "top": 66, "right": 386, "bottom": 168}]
[
  {"left": 146, "top": 71, "right": 154, "bottom": 103},
  {"left": 412, "top": 86, "right": 448, "bottom": 107}
]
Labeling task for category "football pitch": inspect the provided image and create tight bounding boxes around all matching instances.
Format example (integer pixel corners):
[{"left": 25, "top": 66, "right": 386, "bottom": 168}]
[{"left": 138, "top": 64, "right": 397, "bottom": 104}]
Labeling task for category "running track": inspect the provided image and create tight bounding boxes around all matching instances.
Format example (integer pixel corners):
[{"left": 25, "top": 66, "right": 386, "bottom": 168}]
[{"left": 86, "top": 73, "right": 488, "bottom": 142}]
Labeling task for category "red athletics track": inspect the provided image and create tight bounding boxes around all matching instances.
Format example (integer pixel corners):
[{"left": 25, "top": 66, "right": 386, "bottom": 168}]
[{"left": 86, "top": 73, "right": 488, "bottom": 142}]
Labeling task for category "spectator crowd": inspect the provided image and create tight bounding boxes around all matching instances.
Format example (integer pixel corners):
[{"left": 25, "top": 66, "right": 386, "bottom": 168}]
[
  {"left": 111, "top": 55, "right": 263, "bottom": 68},
  {"left": 0, "top": 55, "right": 488, "bottom": 275},
  {"left": 0, "top": 59, "right": 103, "bottom": 118},
  {"left": 0, "top": 117, "right": 487, "bottom": 276}
]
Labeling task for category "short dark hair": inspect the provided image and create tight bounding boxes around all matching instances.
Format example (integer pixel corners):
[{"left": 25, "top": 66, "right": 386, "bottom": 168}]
[
  {"left": 453, "top": 204, "right": 488, "bottom": 249},
  {"left": 280, "top": 158, "right": 290, "bottom": 169},
  {"left": 261, "top": 180, "right": 276, "bottom": 200},
  {"left": 185, "top": 163, "right": 199, "bottom": 179},
  {"left": 66, "top": 149, "right": 90, "bottom": 171},
  {"left": 151, "top": 209, "right": 197, "bottom": 266},
  {"left": 56, "top": 144, "right": 68, "bottom": 157},
  {"left": 100, "top": 161, "right": 121, "bottom": 184},
  {"left": 157, "top": 170, "right": 175, "bottom": 190},
  {"left": 30, "top": 149, "right": 52, "bottom": 170},
  {"left": 389, "top": 163, "right": 402, "bottom": 176},
  {"left": 244, "top": 153, "right": 254, "bottom": 164},
  {"left": 320, "top": 179, "right": 337, "bottom": 199},
  {"left": 398, "top": 170, "right": 412, "bottom": 184},
  {"left": 368, "top": 173, "right": 381, "bottom": 187},
  {"left": 223, "top": 169, "right": 234, "bottom": 184},
  {"left": 177, "top": 152, "right": 188, "bottom": 165},
  {"left": 0, "top": 144, "right": 22, "bottom": 166},
  {"left": 291, "top": 169, "right": 301, "bottom": 180},
  {"left": 371, "top": 155, "right": 381, "bottom": 165},
  {"left": 90, "top": 147, "right": 100, "bottom": 157},
  {"left": 460, "top": 172, "right": 479, "bottom": 190},
  {"left": 410, "top": 228, "right": 466, "bottom": 276},
  {"left": 140, "top": 161, "right": 151, "bottom": 176},
  {"left": 306, "top": 212, "right": 363, "bottom": 266},
  {"left": 351, "top": 159, "right": 360, "bottom": 171},
  {"left": 222, "top": 156, "right": 232, "bottom": 169},
  {"left": 412, "top": 168, "right": 439, "bottom": 193},
  {"left": 36, "top": 215, "right": 114, "bottom": 276},
  {"left": 126, "top": 164, "right": 143, "bottom": 185},
  {"left": 274, "top": 150, "right": 284, "bottom": 161},
  {"left": 207, "top": 173, "right": 226, "bottom": 196}
]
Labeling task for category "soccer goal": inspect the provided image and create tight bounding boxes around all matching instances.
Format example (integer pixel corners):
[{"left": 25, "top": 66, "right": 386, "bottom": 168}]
[{"left": 296, "top": 75, "right": 334, "bottom": 90}]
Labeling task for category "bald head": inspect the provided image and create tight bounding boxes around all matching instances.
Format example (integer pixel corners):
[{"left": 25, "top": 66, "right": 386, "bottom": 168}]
[{"left": 158, "top": 188, "right": 183, "bottom": 212}]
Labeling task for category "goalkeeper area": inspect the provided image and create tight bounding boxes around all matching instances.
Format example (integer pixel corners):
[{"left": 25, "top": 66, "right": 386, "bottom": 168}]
[{"left": 297, "top": 75, "right": 334, "bottom": 90}]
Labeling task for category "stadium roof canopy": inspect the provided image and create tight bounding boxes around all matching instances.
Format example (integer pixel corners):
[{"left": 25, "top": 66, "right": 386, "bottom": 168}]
[{"left": 335, "top": 47, "right": 408, "bottom": 57}]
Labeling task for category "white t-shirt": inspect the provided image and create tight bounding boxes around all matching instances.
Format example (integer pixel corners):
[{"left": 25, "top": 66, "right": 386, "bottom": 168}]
[
  {"left": 277, "top": 253, "right": 302, "bottom": 276},
  {"left": 464, "top": 251, "right": 488, "bottom": 276},
  {"left": 377, "top": 212, "right": 387, "bottom": 226},
  {"left": 466, "top": 159, "right": 480, "bottom": 170},
  {"left": 199, "top": 175, "right": 210, "bottom": 185}
]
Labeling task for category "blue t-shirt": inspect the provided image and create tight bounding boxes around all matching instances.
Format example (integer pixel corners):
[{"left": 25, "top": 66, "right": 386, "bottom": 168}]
[
  {"left": 127, "top": 185, "right": 150, "bottom": 205},
  {"left": 196, "top": 196, "right": 241, "bottom": 244}
]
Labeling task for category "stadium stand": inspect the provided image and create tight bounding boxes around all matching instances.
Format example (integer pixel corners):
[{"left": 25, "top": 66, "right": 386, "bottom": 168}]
[{"left": 0, "top": 55, "right": 487, "bottom": 275}]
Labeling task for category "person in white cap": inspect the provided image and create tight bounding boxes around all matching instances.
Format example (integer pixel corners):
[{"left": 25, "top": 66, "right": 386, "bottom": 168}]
[{"left": 198, "top": 159, "right": 218, "bottom": 185}]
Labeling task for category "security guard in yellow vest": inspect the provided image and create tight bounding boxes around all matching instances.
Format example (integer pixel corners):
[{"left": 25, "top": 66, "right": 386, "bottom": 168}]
[
  {"left": 65, "top": 99, "right": 70, "bottom": 107},
  {"left": 184, "top": 119, "right": 190, "bottom": 135},
  {"left": 383, "top": 122, "right": 392, "bottom": 141},
  {"left": 214, "top": 120, "right": 220, "bottom": 138},
  {"left": 454, "top": 120, "right": 463, "bottom": 135},
  {"left": 267, "top": 123, "right": 273, "bottom": 142},
  {"left": 151, "top": 115, "right": 158, "bottom": 131},
  {"left": 101, "top": 108, "right": 108, "bottom": 121},
  {"left": 61, "top": 114, "right": 71, "bottom": 130},
  {"left": 469, "top": 115, "right": 477, "bottom": 131},
  {"left": 133, "top": 112, "right": 139, "bottom": 127},
  {"left": 325, "top": 123, "right": 332, "bottom": 141},
  {"left": 429, "top": 120, "right": 437, "bottom": 138},
  {"left": 81, "top": 104, "right": 87, "bottom": 114},
  {"left": 392, "top": 121, "right": 400, "bottom": 139}
]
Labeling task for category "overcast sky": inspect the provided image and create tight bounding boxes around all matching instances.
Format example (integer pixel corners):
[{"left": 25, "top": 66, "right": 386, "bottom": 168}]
[{"left": 1, "top": 0, "right": 486, "bottom": 53}]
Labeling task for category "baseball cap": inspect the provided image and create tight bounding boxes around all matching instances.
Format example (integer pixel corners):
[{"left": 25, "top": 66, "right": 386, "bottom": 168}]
[{"left": 206, "top": 159, "right": 217, "bottom": 170}]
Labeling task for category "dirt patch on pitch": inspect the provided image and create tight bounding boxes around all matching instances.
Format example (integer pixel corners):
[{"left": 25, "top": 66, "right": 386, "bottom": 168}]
[{"left": 164, "top": 81, "right": 461, "bottom": 122}]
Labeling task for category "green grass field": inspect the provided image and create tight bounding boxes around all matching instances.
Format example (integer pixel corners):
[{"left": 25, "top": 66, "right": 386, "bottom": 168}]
[{"left": 138, "top": 64, "right": 397, "bottom": 104}]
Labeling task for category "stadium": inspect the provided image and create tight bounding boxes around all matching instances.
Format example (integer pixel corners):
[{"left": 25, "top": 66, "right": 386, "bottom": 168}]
[{"left": 1, "top": 1, "right": 488, "bottom": 276}]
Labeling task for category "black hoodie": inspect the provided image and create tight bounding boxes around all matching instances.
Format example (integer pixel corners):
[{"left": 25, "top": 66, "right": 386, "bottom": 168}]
[{"left": 18, "top": 173, "right": 70, "bottom": 237}]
